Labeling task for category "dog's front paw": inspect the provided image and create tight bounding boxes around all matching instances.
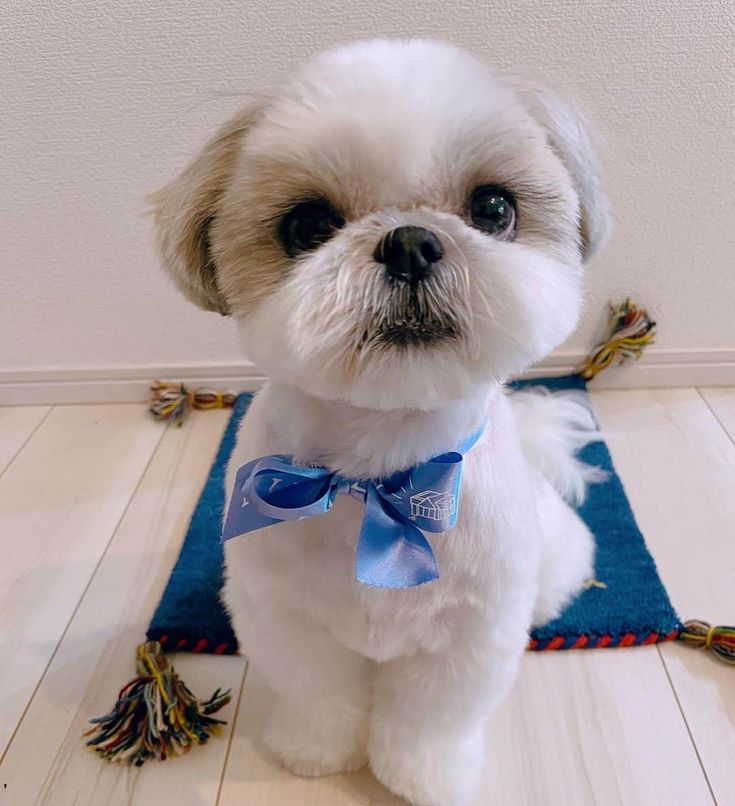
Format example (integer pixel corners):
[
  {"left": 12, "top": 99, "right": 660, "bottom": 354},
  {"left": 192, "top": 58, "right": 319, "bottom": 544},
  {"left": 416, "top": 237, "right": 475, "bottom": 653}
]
[
  {"left": 265, "top": 695, "right": 369, "bottom": 777},
  {"left": 368, "top": 720, "right": 485, "bottom": 806}
]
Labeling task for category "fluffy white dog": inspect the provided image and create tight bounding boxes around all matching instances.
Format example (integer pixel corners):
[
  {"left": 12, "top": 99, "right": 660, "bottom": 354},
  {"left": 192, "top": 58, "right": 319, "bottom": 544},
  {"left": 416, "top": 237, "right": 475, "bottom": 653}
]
[{"left": 153, "top": 39, "right": 609, "bottom": 806}]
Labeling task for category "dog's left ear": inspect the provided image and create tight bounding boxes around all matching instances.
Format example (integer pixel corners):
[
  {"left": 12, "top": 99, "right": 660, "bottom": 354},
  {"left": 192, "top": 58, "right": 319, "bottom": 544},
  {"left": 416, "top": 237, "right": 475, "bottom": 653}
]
[{"left": 520, "top": 84, "right": 611, "bottom": 261}]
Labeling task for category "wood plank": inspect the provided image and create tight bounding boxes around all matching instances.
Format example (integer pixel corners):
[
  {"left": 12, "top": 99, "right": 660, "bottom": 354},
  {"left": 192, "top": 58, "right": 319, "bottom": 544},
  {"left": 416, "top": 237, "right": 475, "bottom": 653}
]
[
  {"left": 590, "top": 388, "right": 735, "bottom": 805},
  {"left": 219, "top": 645, "right": 710, "bottom": 806},
  {"left": 0, "top": 409, "right": 247, "bottom": 805},
  {"left": 483, "top": 648, "right": 712, "bottom": 806},
  {"left": 0, "top": 405, "right": 163, "bottom": 757},
  {"left": 700, "top": 387, "right": 735, "bottom": 443},
  {"left": 0, "top": 405, "right": 50, "bottom": 475}
]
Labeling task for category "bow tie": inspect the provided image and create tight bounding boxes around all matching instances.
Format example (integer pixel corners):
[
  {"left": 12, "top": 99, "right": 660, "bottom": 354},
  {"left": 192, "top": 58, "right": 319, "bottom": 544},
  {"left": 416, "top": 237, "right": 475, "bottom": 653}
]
[{"left": 221, "top": 427, "right": 484, "bottom": 588}]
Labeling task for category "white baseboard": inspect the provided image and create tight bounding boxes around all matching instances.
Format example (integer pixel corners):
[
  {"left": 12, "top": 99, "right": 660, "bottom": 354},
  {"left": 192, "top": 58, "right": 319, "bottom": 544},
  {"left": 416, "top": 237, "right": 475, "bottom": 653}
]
[
  {"left": 0, "top": 362, "right": 266, "bottom": 406},
  {"left": 523, "top": 348, "right": 735, "bottom": 389},
  {"left": 1, "top": 349, "right": 734, "bottom": 405}
]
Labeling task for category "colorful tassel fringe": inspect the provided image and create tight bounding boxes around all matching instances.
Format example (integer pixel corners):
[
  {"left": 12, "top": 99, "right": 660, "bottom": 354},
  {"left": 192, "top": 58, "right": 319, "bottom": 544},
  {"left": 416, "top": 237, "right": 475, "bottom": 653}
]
[
  {"left": 149, "top": 381, "right": 236, "bottom": 426},
  {"left": 579, "top": 298, "right": 656, "bottom": 380},
  {"left": 85, "top": 642, "right": 232, "bottom": 765},
  {"left": 678, "top": 620, "right": 735, "bottom": 665}
]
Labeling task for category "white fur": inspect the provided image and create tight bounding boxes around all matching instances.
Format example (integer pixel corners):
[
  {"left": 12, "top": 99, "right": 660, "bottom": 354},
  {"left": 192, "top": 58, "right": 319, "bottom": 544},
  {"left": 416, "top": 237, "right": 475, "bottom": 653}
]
[
  {"left": 510, "top": 388, "right": 607, "bottom": 506},
  {"left": 155, "top": 38, "right": 610, "bottom": 806},
  {"left": 225, "top": 385, "right": 541, "bottom": 804}
]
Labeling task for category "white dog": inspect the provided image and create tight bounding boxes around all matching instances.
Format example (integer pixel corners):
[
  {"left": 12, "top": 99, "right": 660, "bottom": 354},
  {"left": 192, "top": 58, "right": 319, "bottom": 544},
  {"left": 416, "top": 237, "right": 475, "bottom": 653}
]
[{"left": 153, "top": 39, "right": 609, "bottom": 806}]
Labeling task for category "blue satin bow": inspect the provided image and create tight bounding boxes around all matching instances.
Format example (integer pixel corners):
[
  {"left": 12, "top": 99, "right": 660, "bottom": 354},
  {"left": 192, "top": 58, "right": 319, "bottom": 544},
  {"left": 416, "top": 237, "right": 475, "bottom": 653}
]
[{"left": 221, "top": 427, "right": 484, "bottom": 588}]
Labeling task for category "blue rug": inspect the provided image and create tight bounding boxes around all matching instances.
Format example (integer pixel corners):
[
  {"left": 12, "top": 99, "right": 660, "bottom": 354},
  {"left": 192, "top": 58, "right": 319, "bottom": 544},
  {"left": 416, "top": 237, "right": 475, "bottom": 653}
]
[{"left": 148, "top": 375, "right": 681, "bottom": 654}]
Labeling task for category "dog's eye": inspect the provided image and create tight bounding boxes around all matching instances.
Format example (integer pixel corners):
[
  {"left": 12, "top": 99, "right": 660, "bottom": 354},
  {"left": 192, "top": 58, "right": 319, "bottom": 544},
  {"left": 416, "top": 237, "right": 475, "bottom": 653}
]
[
  {"left": 469, "top": 186, "right": 517, "bottom": 239},
  {"left": 279, "top": 199, "right": 345, "bottom": 257}
]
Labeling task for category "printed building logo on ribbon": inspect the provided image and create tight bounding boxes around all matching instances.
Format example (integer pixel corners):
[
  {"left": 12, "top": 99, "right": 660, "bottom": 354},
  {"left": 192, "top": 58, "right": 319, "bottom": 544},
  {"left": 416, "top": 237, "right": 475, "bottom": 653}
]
[{"left": 409, "top": 490, "right": 456, "bottom": 521}]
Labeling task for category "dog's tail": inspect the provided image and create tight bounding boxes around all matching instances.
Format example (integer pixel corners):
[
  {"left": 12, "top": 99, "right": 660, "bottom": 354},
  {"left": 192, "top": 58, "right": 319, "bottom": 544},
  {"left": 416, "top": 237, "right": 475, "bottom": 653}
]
[{"left": 508, "top": 387, "right": 606, "bottom": 505}]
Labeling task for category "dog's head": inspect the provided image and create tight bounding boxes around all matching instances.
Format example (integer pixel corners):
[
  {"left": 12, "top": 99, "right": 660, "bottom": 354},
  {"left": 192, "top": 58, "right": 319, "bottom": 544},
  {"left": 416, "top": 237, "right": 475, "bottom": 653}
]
[{"left": 153, "top": 39, "right": 609, "bottom": 410}]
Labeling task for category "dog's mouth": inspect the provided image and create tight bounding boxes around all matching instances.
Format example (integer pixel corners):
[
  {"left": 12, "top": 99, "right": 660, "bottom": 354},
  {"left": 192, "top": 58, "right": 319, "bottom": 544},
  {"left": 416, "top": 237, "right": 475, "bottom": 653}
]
[
  {"left": 375, "top": 316, "right": 459, "bottom": 347},
  {"left": 367, "top": 286, "right": 463, "bottom": 349}
]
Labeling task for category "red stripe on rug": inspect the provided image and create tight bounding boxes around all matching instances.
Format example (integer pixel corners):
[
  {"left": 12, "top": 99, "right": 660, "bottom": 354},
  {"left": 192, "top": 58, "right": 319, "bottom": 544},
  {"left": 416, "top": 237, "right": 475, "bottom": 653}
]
[
  {"left": 642, "top": 632, "right": 659, "bottom": 645},
  {"left": 619, "top": 633, "right": 636, "bottom": 647},
  {"left": 544, "top": 636, "right": 565, "bottom": 650},
  {"left": 192, "top": 639, "right": 208, "bottom": 653},
  {"left": 572, "top": 635, "right": 589, "bottom": 649},
  {"left": 213, "top": 643, "right": 229, "bottom": 655},
  {"left": 597, "top": 635, "right": 612, "bottom": 647},
  {"left": 176, "top": 638, "right": 187, "bottom": 650}
]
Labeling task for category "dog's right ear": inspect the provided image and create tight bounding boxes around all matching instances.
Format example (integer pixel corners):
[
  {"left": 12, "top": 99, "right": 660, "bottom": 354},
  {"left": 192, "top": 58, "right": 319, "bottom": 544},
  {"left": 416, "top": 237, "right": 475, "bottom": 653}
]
[{"left": 150, "top": 108, "right": 258, "bottom": 315}]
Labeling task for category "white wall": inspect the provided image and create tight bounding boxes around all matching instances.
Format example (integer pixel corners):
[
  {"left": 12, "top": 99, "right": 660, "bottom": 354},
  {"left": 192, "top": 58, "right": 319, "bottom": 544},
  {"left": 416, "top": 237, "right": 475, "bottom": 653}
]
[{"left": 2, "top": 0, "right": 734, "bottom": 378}]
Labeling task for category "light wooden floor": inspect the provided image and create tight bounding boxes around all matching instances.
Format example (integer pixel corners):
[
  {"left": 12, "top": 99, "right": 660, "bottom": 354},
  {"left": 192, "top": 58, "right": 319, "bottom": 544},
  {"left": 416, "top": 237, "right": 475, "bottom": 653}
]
[{"left": 0, "top": 389, "right": 733, "bottom": 806}]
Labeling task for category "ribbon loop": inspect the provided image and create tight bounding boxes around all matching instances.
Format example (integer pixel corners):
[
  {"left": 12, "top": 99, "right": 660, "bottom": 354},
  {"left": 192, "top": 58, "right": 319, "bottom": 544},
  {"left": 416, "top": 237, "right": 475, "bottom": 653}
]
[
  {"left": 222, "top": 426, "right": 484, "bottom": 588},
  {"left": 245, "top": 457, "right": 336, "bottom": 520}
]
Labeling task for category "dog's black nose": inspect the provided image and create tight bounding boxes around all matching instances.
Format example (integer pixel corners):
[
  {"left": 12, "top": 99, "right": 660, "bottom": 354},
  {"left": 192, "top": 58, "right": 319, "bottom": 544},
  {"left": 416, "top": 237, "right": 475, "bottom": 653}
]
[{"left": 374, "top": 226, "right": 444, "bottom": 283}]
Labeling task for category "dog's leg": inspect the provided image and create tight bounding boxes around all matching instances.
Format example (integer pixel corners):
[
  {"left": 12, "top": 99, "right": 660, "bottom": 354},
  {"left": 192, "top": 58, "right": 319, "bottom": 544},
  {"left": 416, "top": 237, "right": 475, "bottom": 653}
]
[
  {"left": 241, "top": 602, "right": 373, "bottom": 777},
  {"left": 368, "top": 612, "right": 527, "bottom": 806}
]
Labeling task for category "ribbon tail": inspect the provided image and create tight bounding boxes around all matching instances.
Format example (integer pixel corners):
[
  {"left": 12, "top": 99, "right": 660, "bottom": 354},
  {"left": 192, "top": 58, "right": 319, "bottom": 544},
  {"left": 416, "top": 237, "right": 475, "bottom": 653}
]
[
  {"left": 221, "top": 459, "right": 284, "bottom": 541},
  {"left": 222, "top": 497, "right": 284, "bottom": 542},
  {"left": 356, "top": 486, "right": 440, "bottom": 588}
]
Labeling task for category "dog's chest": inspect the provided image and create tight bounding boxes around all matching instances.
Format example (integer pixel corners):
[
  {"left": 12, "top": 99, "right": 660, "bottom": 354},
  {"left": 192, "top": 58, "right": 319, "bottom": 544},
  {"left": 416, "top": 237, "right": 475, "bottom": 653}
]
[{"left": 228, "top": 494, "right": 466, "bottom": 661}]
